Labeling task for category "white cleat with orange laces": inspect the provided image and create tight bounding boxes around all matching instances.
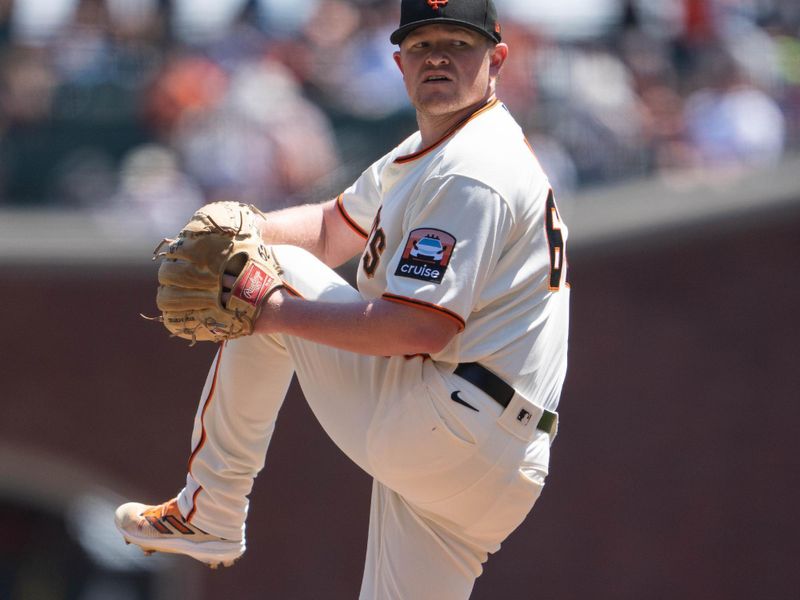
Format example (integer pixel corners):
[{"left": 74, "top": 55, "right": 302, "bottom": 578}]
[{"left": 114, "top": 497, "right": 244, "bottom": 568}]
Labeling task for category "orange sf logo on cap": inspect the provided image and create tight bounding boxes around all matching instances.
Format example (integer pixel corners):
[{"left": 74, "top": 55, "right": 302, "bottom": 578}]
[{"left": 427, "top": 0, "right": 448, "bottom": 9}]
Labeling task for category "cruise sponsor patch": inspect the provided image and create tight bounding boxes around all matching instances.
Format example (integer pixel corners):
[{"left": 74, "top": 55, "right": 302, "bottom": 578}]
[{"left": 394, "top": 228, "right": 455, "bottom": 284}]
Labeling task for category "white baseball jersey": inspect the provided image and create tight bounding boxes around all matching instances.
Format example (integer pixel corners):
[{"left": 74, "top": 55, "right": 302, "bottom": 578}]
[{"left": 338, "top": 99, "right": 570, "bottom": 411}]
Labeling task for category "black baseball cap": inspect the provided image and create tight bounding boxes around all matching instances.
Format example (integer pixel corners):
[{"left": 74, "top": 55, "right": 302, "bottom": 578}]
[{"left": 390, "top": 0, "right": 502, "bottom": 46}]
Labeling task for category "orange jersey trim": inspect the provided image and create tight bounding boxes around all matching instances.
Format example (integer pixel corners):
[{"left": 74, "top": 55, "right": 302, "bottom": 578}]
[
  {"left": 394, "top": 98, "right": 499, "bottom": 165},
  {"left": 336, "top": 194, "right": 369, "bottom": 239},
  {"left": 381, "top": 293, "right": 466, "bottom": 331},
  {"left": 523, "top": 137, "right": 545, "bottom": 171},
  {"left": 281, "top": 281, "right": 304, "bottom": 299},
  {"left": 185, "top": 343, "right": 224, "bottom": 522},
  {"left": 524, "top": 137, "right": 534, "bottom": 154}
]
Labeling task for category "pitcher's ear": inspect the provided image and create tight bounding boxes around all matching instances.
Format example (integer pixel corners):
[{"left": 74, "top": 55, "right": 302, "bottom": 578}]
[
  {"left": 489, "top": 43, "right": 508, "bottom": 77},
  {"left": 393, "top": 51, "right": 404, "bottom": 75}
]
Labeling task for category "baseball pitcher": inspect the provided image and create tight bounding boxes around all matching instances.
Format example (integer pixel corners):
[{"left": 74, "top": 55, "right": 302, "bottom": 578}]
[{"left": 115, "top": 1, "right": 570, "bottom": 598}]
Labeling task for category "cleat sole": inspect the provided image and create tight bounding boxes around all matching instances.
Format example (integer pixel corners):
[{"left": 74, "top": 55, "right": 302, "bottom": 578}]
[{"left": 117, "top": 527, "right": 244, "bottom": 564}]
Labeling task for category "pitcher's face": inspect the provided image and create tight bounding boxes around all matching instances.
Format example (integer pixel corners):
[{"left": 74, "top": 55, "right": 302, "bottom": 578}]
[{"left": 394, "top": 24, "right": 506, "bottom": 118}]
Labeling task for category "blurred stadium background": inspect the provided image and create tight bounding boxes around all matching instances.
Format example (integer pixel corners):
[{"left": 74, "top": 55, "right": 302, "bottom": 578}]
[{"left": 1, "top": 0, "right": 798, "bottom": 598}]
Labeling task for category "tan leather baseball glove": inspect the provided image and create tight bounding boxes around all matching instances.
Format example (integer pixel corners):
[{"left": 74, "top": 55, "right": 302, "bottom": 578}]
[{"left": 152, "top": 201, "right": 283, "bottom": 344}]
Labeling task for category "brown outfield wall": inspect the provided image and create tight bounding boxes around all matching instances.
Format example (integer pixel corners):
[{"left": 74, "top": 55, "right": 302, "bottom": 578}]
[{"left": 1, "top": 208, "right": 799, "bottom": 599}]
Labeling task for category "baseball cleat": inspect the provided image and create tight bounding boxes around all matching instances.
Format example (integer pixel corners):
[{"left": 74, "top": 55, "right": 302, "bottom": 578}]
[{"left": 115, "top": 497, "right": 245, "bottom": 568}]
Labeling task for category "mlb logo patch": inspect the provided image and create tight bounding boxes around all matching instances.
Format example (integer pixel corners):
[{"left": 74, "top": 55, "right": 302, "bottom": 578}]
[{"left": 395, "top": 228, "right": 456, "bottom": 284}]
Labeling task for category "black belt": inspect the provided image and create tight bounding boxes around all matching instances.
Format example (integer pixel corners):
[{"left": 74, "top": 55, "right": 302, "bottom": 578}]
[{"left": 454, "top": 363, "right": 557, "bottom": 435}]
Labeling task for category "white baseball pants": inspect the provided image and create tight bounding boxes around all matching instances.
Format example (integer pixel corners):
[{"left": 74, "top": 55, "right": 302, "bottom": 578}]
[{"left": 175, "top": 245, "right": 551, "bottom": 600}]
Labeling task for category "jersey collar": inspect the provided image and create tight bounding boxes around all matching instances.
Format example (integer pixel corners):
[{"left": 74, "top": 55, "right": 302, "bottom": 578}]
[{"left": 394, "top": 97, "right": 500, "bottom": 165}]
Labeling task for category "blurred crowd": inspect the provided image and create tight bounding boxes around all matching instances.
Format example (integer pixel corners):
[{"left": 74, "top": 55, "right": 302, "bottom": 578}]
[{"left": 0, "top": 0, "right": 798, "bottom": 229}]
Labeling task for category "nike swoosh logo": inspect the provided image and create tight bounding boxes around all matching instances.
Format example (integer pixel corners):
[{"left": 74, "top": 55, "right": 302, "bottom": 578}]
[{"left": 450, "top": 391, "right": 478, "bottom": 412}]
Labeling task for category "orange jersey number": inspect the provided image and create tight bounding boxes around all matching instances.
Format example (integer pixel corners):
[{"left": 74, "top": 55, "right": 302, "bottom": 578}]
[
  {"left": 363, "top": 208, "right": 386, "bottom": 278},
  {"left": 545, "top": 190, "right": 566, "bottom": 291}
]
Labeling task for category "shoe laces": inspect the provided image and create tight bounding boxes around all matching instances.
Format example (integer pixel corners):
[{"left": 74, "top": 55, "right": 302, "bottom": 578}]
[{"left": 142, "top": 498, "right": 182, "bottom": 520}]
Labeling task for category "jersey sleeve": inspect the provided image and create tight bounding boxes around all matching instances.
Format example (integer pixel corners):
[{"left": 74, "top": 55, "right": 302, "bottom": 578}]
[
  {"left": 336, "top": 155, "right": 390, "bottom": 239},
  {"left": 380, "top": 175, "right": 515, "bottom": 330}
]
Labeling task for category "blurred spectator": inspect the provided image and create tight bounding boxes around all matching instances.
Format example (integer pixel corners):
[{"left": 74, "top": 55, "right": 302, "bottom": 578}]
[
  {"left": 169, "top": 57, "right": 340, "bottom": 211},
  {"left": 533, "top": 40, "right": 650, "bottom": 185},
  {"left": 257, "top": 0, "right": 321, "bottom": 39},
  {"left": 0, "top": 45, "right": 57, "bottom": 124},
  {"left": 9, "top": 0, "right": 76, "bottom": 44},
  {"left": 497, "top": 0, "right": 623, "bottom": 40},
  {"left": 684, "top": 46, "right": 786, "bottom": 168},
  {"left": 49, "top": 146, "right": 116, "bottom": 207},
  {"left": 144, "top": 54, "right": 228, "bottom": 134},
  {"left": 627, "top": 0, "right": 686, "bottom": 40},
  {"left": 99, "top": 143, "right": 204, "bottom": 233},
  {"left": 302, "top": 0, "right": 407, "bottom": 119},
  {"left": 172, "top": 0, "right": 248, "bottom": 44}
]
